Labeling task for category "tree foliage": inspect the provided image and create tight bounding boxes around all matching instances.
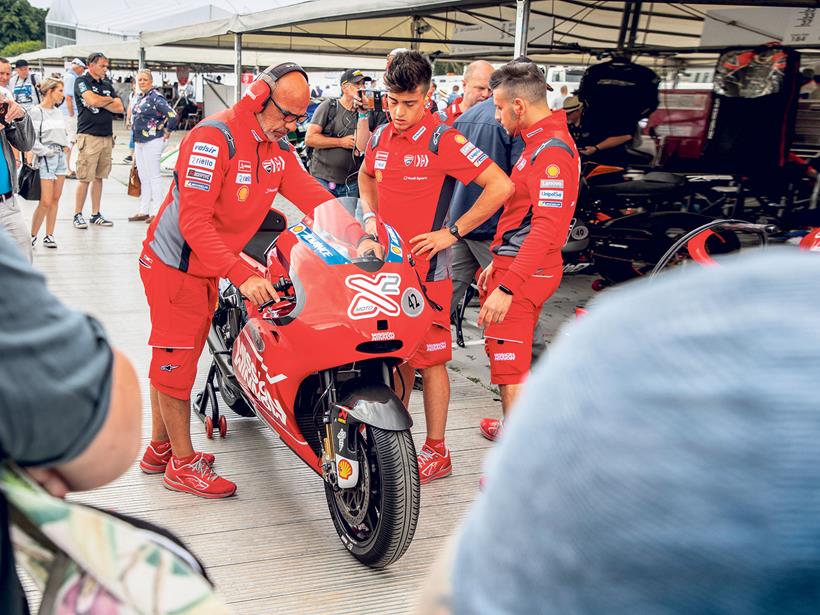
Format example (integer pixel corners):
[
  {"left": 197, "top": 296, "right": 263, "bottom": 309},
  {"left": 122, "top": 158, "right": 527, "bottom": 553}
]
[
  {"left": 0, "top": 0, "right": 47, "bottom": 48},
  {"left": 0, "top": 40, "right": 44, "bottom": 58}
]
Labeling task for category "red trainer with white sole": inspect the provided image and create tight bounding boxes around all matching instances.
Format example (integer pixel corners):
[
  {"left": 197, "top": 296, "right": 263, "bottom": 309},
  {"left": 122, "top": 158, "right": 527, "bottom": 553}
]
[
  {"left": 417, "top": 444, "right": 452, "bottom": 484},
  {"left": 140, "top": 442, "right": 215, "bottom": 474},
  {"left": 163, "top": 456, "right": 236, "bottom": 499},
  {"left": 479, "top": 417, "right": 504, "bottom": 442}
]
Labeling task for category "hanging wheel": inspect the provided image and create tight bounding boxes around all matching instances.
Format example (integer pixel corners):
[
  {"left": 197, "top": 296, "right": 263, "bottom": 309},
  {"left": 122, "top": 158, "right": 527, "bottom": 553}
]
[
  {"left": 218, "top": 415, "right": 228, "bottom": 438},
  {"left": 204, "top": 416, "right": 214, "bottom": 439}
]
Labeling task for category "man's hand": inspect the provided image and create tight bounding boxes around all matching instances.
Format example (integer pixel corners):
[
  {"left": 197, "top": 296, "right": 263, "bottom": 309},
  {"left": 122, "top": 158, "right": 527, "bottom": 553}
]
[
  {"left": 364, "top": 216, "right": 378, "bottom": 237},
  {"left": 0, "top": 92, "right": 25, "bottom": 124},
  {"left": 339, "top": 134, "right": 356, "bottom": 150},
  {"left": 26, "top": 467, "right": 70, "bottom": 499},
  {"left": 477, "top": 262, "right": 493, "bottom": 292},
  {"left": 410, "top": 228, "right": 457, "bottom": 260},
  {"left": 356, "top": 238, "right": 384, "bottom": 259},
  {"left": 579, "top": 145, "right": 598, "bottom": 156},
  {"left": 239, "top": 275, "right": 280, "bottom": 307},
  {"left": 478, "top": 288, "right": 513, "bottom": 327}
]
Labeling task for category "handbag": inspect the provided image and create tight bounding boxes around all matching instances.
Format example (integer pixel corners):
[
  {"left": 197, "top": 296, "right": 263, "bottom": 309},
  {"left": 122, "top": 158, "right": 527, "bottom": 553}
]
[
  {"left": 127, "top": 163, "right": 141, "bottom": 197},
  {"left": 17, "top": 163, "right": 41, "bottom": 201}
]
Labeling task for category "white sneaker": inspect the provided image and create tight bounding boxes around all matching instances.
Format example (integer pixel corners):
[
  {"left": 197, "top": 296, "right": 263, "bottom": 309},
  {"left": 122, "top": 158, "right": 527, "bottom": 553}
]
[{"left": 43, "top": 235, "right": 57, "bottom": 249}]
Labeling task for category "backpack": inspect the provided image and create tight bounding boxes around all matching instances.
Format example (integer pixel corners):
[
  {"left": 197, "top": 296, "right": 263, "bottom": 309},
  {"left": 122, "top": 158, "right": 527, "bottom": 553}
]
[{"left": 305, "top": 98, "right": 339, "bottom": 165}]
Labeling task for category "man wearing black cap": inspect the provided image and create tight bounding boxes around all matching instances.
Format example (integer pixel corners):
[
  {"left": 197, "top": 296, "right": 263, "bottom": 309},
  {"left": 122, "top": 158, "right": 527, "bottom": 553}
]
[
  {"left": 305, "top": 68, "right": 371, "bottom": 198},
  {"left": 11, "top": 60, "right": 39, "bottom": 112}
]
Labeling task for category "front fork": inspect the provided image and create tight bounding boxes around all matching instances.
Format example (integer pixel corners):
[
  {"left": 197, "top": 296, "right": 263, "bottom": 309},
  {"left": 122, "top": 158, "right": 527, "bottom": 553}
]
[{"left": 320, "top": 370, "right": 361, "bottom": 490}]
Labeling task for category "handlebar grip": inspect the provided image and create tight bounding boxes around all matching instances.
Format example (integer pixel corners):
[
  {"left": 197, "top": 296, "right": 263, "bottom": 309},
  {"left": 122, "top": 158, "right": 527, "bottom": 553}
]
[{"left": 718, "top": 222, "right": 779, "bottom": 234}]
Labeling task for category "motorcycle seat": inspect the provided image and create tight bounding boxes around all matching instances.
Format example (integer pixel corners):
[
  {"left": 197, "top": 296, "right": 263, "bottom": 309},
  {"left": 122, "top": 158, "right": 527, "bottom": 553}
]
[
  {"left": 591, "top": 172, "right": 687, "bottom": 196},
  {"left": 243, "top": 210, "right": 288, "bottom": 265}
]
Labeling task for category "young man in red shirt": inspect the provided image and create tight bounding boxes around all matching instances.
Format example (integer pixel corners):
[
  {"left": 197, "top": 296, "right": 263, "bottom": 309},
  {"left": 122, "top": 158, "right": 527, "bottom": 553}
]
[
  {"left": 359, "top": 51, "right": 513, "bottom": 483},
  {"left": 139, "top": 64, "right": 341, "bottom": 499},
  {"left": 477, "top": 61, "right": 580, "bottom": 439}
]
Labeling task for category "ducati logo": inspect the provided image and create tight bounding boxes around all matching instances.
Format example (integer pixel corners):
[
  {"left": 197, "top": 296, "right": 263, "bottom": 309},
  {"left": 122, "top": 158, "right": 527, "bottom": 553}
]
[
  {"left": 262, "top": 156, "right": 285, "bottom": 173},
  {"left": 403, "top": 154, "right": 429, "bottom": 167},
  {"left": 345, "top": 273, "right": 402, "bottom": 320}
]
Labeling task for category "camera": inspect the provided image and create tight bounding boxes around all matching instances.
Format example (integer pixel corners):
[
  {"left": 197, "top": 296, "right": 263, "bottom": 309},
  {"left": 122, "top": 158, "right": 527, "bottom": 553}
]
[{"left": 358, "top": 89, "right": 386, "bottom": 113}]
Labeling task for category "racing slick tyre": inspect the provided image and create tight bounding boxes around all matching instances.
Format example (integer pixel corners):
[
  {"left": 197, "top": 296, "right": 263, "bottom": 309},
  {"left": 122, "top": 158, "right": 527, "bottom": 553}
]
[{"left": 325, "top": 425, "right": 420, "bottom": 568}]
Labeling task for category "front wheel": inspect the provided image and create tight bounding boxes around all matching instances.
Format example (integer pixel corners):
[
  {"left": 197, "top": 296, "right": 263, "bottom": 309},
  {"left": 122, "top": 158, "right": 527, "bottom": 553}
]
[{"left": 325, "top": 425, "right": 420, "bottom": 568}]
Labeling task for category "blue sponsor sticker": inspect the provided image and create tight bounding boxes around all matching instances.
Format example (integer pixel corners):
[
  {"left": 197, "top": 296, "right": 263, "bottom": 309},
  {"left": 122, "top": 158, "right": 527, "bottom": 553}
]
[
  {"left": 538, "top": 200, "right": 563, "bottom": 208},
  {"left": 384, "top": 224, "right": 403, "bottom": 263},
  {"left": 184, "top": 179, "right": 211, "bottom": 192},
  {"left": 291, "top": 225, "right": 350, "bottom": 265}
]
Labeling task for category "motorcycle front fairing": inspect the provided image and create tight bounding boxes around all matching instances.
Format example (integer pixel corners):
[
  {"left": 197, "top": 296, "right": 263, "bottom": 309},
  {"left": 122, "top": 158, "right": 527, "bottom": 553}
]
[{"left": 231, "top": 198, "right": 433, "bottom": 473}]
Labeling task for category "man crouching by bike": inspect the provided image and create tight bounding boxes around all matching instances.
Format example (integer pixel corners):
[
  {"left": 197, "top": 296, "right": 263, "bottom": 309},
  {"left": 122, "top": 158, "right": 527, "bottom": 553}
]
[
  {"left": 138, "top": 64, "right": 338, "bottom": 499},
  {"left": 359, "top": 51, "right": 513, "bottom": 484},
  {"left": 477, "top": 61, "right": 580, "bottom": 440}
]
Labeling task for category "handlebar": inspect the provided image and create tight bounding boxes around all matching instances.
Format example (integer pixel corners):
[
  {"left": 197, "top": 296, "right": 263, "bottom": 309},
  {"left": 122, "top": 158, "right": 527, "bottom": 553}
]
[{"left": 710, "top": 222, "right": 779, "bottom": 235}]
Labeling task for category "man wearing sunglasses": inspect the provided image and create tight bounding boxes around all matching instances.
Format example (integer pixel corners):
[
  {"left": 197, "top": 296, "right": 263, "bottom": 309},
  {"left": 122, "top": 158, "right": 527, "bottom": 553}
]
[{"left": 139, "top": 63, "right": 339, "bottom": 499}]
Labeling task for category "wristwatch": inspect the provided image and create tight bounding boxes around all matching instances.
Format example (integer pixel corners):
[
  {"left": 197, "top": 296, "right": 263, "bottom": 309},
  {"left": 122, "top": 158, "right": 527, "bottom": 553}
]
[{"left": 448, "top": 224, "right": 462, "bottom": 240}]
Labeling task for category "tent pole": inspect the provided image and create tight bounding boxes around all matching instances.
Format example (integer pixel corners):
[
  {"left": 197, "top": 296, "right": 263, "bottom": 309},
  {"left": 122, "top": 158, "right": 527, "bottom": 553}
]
[
  {"left": 616, "top": 2, "right": 633, "bottom": 51},
  {"left": 138, "top": 47, "right": 146, "bottom": 71},
  {"left": 234, "top": 32, "right": 242, "bottom": 104},
  {"left": 626, "top": 0, "right": 644, "bottom": 51},
  {"left": 38, "top": 59, "right": 44, "bottom": 75},
  {"left": 514, "top": 0, "right": 531, "bottom": 58}
]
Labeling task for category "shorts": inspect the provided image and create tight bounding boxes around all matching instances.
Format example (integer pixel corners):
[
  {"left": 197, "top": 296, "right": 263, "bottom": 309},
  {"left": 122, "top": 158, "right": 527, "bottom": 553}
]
[
  {"left": 65, "top": 115, "right": 78, "bottom": 144},
  {"left": 483, "top": 265, "right": 562, "bottom": 385},
  {"left": 75, "top": 134, "right": 114, "bottom": 181},
  {"left": 38, "top": 150, "right": 68, "bottom": 180},
  {"left": 408, "top": 279, "right": 452, "bottom": 369},
  {"left": 139, "top": 247, "right": 217, "bottom": 400}
]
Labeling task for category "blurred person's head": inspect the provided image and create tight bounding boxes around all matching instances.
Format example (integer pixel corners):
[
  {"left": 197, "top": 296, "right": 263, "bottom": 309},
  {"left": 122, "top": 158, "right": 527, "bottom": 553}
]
[
  {"left": 383, "top": 50, "right": 432, "bottom": 132},
  {"left": 461, "top": 60, "right": 493, "bottom": 111},
  {"left": 491, "top": 61, "right": 549, "bottom": 137},
  {"left": 0, "top": 58, "right": 10, "bottom": 88},
  {"left": 449, "top": 250, "right": 820, "bottom": 615},
  {"left": 386, "top": 47, "right": 409, "bottom": 71},
  {"left": 560, "top": 84, "right": 569, "bottom": 96},
  {"left": 136, "top": 69, "right": 153, "bottom": 94},
  {"left": 86, "top": 53, "right": 109, "bottom": 80},
  {"left": 14, "top": 59, "right": 29, "bottom": 80},
  {"left": 38, "top": 78, "right": 64, "bottom": 107},
  {"left": 563, "top": 95, "right": 583, "bottom": 124},
  {"left": 69, "top": 57, "right": 86, "bottom": 75},
  {"left": 339, "top": 68, "right": 370, "bottom": 102}
]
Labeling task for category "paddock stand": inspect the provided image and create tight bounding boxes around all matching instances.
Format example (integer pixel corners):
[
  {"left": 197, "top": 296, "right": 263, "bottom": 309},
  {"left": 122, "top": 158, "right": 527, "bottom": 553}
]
[{"left": 193, "top": 361, "right": 228, "bottom": 439}]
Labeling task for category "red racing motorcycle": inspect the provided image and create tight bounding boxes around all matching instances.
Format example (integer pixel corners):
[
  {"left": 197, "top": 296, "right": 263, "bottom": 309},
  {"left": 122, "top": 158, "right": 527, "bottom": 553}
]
[{"left": 194, "top": 198, "right": 434, "bottom": 568}]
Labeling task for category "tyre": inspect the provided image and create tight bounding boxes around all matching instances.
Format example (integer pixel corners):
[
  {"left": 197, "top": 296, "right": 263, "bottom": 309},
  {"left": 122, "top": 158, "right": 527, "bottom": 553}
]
[{"left": 325, "top": 425, "right": 420, "bottom": 568}]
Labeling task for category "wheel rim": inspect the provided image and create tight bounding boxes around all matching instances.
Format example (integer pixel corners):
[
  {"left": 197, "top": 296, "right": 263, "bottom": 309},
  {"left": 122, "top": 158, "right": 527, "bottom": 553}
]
[{"left": 331, "top": 425, "right": 381, "bottom": 545}]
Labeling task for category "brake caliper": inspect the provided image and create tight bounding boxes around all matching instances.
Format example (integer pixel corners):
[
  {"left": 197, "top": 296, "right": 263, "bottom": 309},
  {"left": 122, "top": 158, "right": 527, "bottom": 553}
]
[{"left": 322, "top": 404, "right": 360, "bottom": 490}]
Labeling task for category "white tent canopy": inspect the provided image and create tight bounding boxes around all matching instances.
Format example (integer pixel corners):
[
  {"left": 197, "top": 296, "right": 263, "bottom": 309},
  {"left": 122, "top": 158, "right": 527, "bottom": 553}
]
[{"left": 12, "top": 41, "right": 387, "bottom": 72}]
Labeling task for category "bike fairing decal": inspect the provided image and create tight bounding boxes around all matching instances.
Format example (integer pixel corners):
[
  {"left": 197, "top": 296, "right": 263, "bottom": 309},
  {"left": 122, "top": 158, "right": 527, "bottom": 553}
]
[
  {"left": 383, "top": 224, "right": 403, "bottom": 263},
  {"left": 345, "top": 273, "right": 402, "bottom": 319},
  {"left": 289, "top": 224, "right": 351, "bottom": 265}
]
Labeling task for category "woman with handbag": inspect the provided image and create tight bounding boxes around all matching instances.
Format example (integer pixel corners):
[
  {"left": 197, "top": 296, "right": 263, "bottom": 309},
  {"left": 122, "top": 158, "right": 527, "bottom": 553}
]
[
  {"left": 128, "top": 69, "right": 177, "bottom": 223},
  {"left": 28, "top": 78, "right": 69, "bottom": 249}
]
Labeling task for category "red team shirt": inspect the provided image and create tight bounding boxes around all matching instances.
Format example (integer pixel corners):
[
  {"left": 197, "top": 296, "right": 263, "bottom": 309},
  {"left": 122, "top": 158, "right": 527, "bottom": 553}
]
[{"left": 492, "top": 110, "right": 580, "bottom": 293}]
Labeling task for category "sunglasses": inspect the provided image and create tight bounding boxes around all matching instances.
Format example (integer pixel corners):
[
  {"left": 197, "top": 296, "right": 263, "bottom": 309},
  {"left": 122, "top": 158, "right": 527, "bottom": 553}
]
[{"left": 270, "top": 96, "right": 309, "bottom": 123}]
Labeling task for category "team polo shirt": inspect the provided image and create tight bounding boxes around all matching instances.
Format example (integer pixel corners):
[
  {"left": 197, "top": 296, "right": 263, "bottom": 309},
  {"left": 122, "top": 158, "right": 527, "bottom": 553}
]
[
  {"left": 492, "top": 111, "right": 580, "bottom": 294},
  {"left": 364, "top": 112, "right": 492, "bottom": 281},
  {"left": 436, "top": 100, "right": 463, "bottom": 126}
]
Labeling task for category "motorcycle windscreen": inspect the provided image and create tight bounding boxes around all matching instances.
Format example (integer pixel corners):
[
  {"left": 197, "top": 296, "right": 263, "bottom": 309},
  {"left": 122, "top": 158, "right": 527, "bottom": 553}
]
[{"left": 285, "top": 197, "right": 404, "bottom": 267}]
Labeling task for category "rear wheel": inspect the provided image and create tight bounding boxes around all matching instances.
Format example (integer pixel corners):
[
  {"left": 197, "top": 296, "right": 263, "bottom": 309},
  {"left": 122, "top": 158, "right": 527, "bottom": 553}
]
[{"left": 325, "top": 425, "right": 420, "bottom": 568}]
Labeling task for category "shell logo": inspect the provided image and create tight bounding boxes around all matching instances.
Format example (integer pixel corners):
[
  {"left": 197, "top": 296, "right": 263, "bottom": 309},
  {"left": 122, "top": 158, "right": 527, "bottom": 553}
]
[
  {"left": 375, "top": 170, "right": 383, "bottom": 183},
  {"left": 546, "top": 164, "right": 561, "bottom": 178},
  {"left": 291, "top": 224, "right": 305, "bottom": 233},
  {"left": 338, "top": 459, "right": 353, "bottom": 480},
  {"left": 454, "top": 135, "right": 467, "bottom": 144},
  {"left": 237, "top": 185, "right": 250, "bottom": 202}
]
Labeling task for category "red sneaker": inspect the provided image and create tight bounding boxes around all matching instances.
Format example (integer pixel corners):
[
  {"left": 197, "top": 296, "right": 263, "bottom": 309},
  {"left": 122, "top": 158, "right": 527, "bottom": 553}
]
[
  {"left": 479, "top": 417, "right": 504, "bottom": 442},
  {"left": 140, "top": 443, "right": 215, "bottom": 474},
  {"left": 164, "top": 455, "right": 236, "bottom": 499},
  {"left": 417, "top": 444, "right": 452, "bottom": 484}
]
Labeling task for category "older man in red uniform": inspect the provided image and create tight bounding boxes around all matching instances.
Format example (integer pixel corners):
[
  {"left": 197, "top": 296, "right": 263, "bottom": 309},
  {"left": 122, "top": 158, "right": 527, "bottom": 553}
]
[
  {"left": 359, "top": 51, "right": 513, "bottom": 483},
  {"left": 477, "top": 61, "right": 580, "bottom": 441}
]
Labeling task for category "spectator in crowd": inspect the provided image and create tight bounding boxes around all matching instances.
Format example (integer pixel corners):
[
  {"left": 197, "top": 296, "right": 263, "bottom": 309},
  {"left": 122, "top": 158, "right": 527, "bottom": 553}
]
[
  {"left": 0, "top": 226, "right": 141, "bottom": 615},
  {"left": 306, "top": 68, "right": 370, "bottom": 198},
  {"left": 354, "top": 48, "right": 410, "bottom": 152},
  {"left": 73, "top": 52, "right": 123, "bottom": 229},
  {"left": 448, "top": 56, "right": 549, "bottom": 364},
  {"left": 124, "top": 79, "right": 139, "bottom": 164},
  {"left": 10, "top": 60, "right": 39, "bottom": 112},
  {"left": 574, "top": 98, "right": 634, "bottom": 167},
  {"left": 0, "top": 58, "right": 11, "bottom": 90},
  {"left": 29, "top": 78, "right": 69, "bottom": 250},
  {"left": 0, "top": 89, "right": 35, "bottom": 261},
  {"left": 563, "top": 95, "right": 583, "bottom": 142},
  {"left": 128, "top": 69, "right": 177, "bottom": 224},
  {"left": 553, "top": 84, "right": 570, "bottom": 109},
  {"left": 62, "top": 58, "right": 85, "bottom": 179},
  {"left": 433, "top": 251, "right": 820, "bottom": 615},
  {"left": 438, "top": 60, "right": 494, "bottom": 125},
  {"left": 447, "top": 84, "right": 461, "bottom": 105},
  {"left": 428, "top": 81, "right": 439, "bottom": 112}
]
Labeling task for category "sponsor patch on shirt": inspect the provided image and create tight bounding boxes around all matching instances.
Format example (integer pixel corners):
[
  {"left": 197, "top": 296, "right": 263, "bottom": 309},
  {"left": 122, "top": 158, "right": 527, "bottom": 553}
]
[
  {"left": 539, "top": 189, "right": 564, "bottom": 200},
  {"left": 186, "top": 168, "right": 212, "bottom": 182},
  {"left": 546, "top": 164, "right": 561, "bottom": 177},
  {"left": 466, "top": 147, "right": 483, "bottom": 163},
  {"left": 238, "top": 160, "right": 252, "bottom": 172},
  {"left": 454, "top": 134, "right": 467, "bottom": 144},
  {"left": 375, "top": 160, "right": 387, "bottom": 170},
  {"left": 516, "top": 156, "right": 527, "bottom": 171},
  {"left": 189, "top": 155, "right": 216, "bottom": 170},
  {"left": 541, "top": 179, "right": 564, "bottom": 188},
  {"left": 375, "top": 151, "right": 389, "bottom": 161},
  {"left": 525, "top": 127, "right": 543, "bottom": 139},
  {"left": 538, "top": 200, "right": 563, "bottom": 208},
  {"left": 235, "top": 172, "right": 252, "bottom": 184},
  {"left": 192, "top": 141, "right": 219, "bottom": 157},
  {"left": 184, "top": 179, "right": 210, "bottom": 192},
  {"left": 474, "top": 153, "right": 488, "bottom": 167},
  {"left": 412, "top": 126, "right": 427, "bottom": 141},
  {"left": 459, "top": 142, "right": 475, "bottom": 156}
]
